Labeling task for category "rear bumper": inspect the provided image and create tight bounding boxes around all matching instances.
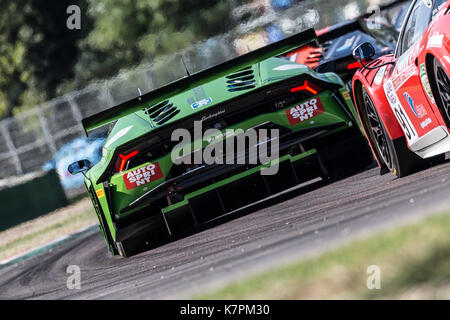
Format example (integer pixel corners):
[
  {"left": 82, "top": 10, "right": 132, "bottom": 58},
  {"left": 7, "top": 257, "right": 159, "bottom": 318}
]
[
  {"left": 115, "top": 149, "right": 324, "bottom": 242},
  {"left": 163, "top": 149, "right": 324, "bottom": 229},
  {"left": 113, "top": 126, "right": 371, "bottom": 242}
]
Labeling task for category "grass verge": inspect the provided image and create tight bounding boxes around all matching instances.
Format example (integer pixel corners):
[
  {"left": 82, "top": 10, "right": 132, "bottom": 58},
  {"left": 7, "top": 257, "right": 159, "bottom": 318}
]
[
  {"left": 197, "top": 211, "right": 450, "bottom": 299},
  {"left": 0, "top": 198, "right": 97, "bottom": 261}
]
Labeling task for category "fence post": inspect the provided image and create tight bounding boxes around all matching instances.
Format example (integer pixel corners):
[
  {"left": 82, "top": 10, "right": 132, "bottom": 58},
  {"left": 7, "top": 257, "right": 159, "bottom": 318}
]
[
  {"left": 36, "top": 106, "right": 57, "bottom": 156},
  {"left": 0, "top": 119, "right": 23, "bottom": 175},
  {"left": 144, "top": 69, "right": 154, "bottom": 91},
  {"left": 102, "top": 82, "right": 115, "bottom": 109},
  {"left": 67, "top": 95, "right": 85, "bottom": 135}
]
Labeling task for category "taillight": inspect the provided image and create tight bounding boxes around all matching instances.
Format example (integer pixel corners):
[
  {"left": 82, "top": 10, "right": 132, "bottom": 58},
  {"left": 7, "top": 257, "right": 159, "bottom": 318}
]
[
  {"left": 117, "top": 150, "right": 139, "bottom": 172},
  {"left": 347, "top": 61, "right": 362, "bottom": 70},
  {"left": 290, "top": 81, "right": 321, "bottom": 95}
]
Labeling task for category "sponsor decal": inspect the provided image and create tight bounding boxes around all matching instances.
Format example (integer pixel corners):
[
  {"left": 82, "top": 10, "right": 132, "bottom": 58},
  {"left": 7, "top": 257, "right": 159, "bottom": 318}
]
[
  {"left": 286, "top": 97, "right": 325, "bottom": 126},
  {"left": 200, "top": 109, "right": 225, "bottom": 122},
  {"left": 385, "top": 80, "right": 398, "bottom": 105},
  {"left": 96, "top": 189, "right": 105, "bottom": 199},
  {"left": 395, "top": 42, "right": 422, "bottom": 76},
  {"left": 392, "top": 64, "right": 416, "bottom": 90},
  {"left": 374, "top": 65, "right": 387, "bottom": 85},
  {"left": 445, "top": 55, "right": 450, "bottom": 65},
  {"left": 123, "top": 163, "right": 164, "bottom": 190},
  {"left": 427, "top": 32, "right": 443, "bottom": 48},
  {"left": 419, "top": 63, "right": 435, "bottom": 104},
  {"left": 342, "top": 91, "right": 351, "bottom": 100},
  {"left": 421, "top": 118, "right": 432, "bottom": 129},
  {"left": 384, "top": 80, "right": 418, "bottom": 144},
  {"left": 395, "top": 49, "right": 411, "bottom": 73},
  {"left": 191, "top": 97, "right": 212, "bottom": 110},
  {"left": 404, "top": 93, "right": 427, "bottom": 118}
]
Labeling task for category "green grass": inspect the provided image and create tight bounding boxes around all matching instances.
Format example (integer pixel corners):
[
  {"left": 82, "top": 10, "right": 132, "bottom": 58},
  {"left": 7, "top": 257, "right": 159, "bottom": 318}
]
[
  {"left": 197, "top": 211, "right": 450, "bottom": 299},
  {"left": 0, "top": 199, "right": 97, "bottom": 261}
]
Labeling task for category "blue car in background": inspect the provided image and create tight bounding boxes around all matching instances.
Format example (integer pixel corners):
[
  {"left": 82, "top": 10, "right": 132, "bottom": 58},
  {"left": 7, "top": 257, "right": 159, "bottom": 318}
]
[{"left": 43, "top": 137, "right": 105, "bottom": 190}]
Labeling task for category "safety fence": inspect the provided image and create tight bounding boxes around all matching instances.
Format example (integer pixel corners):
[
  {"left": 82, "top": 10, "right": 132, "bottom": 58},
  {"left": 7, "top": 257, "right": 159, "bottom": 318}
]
[{"left": 0, "top": 0, "right": 365, "bottom": 179}]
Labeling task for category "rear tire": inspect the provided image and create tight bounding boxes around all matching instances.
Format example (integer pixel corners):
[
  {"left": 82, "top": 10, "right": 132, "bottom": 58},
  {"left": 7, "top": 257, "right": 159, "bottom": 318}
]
[{"left": 360, "top": 86, "right": 444, "bottom": 177}]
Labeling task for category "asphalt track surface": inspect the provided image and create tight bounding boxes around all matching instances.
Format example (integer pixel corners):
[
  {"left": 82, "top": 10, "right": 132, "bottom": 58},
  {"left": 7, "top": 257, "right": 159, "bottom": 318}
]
[{"left": 2, "top": 159, "right": 450, "bottom": 299}]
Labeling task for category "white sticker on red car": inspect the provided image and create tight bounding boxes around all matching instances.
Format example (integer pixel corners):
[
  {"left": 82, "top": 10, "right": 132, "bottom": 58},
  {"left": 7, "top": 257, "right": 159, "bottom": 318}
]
[
  {"left": 427, "top": 32, "right": 443, "bottom": 48},
  {"left": 392, "top": 64, "right": 416, "bottom": 90},
  {"left": 123, "top": 163, "right": 164, "bottom": 190},
  {"left": 286, "top": 97, "right": 325, "bottom": 126},
  {"left": 374, "top": 65, "right": 387, "bottom": 85},
  {"left": 445, "top": 56, "right": 450, "bottom": 65}
]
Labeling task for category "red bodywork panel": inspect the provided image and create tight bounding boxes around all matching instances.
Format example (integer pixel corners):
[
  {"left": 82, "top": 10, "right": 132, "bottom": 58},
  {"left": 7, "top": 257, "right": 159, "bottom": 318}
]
[{"left": 352, "top": 1, "right": 450, "bottom": 166}]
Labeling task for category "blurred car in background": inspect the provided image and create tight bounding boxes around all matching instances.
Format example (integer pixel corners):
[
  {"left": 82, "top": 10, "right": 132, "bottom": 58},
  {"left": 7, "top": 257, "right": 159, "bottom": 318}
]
[
  {"left": 285, "top": 0, "right": 412, "bottom": 92},
  {"left": 43, "top": 137, "right": 105, "bottom": 190}
]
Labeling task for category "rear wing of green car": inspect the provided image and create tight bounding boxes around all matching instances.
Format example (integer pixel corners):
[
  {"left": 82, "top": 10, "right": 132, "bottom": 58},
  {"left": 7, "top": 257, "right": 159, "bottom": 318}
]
[{"left": 82, "top": 28, "right": 318, "bottom": 135}]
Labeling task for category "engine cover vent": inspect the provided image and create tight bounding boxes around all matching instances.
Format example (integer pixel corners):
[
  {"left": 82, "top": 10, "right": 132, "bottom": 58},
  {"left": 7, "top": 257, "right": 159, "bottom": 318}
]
[
  {"left": 144, "top": 100, "right": 180, "bottom": 125},
  {"left": 226, "top": 66, "right": 256, "bottom": 92}
]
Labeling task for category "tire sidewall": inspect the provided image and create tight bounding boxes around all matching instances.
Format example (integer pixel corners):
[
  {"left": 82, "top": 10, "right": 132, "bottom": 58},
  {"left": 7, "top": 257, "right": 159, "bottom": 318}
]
[{"left": 360, "top": 86, "right": 400, "bottom": 174}]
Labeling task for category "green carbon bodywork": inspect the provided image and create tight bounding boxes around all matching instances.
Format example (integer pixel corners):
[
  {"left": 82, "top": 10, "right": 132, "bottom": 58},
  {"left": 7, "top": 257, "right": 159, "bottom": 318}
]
[{"left": 81, "top": 31, "right": 363, "bottom": 254}]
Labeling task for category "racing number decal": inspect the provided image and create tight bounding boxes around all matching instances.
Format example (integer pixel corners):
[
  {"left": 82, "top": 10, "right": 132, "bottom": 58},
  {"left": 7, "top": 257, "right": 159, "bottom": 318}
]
[
  {"left": 383, "top": 80, "right": 418, "bottom": 144},
  {"left": 394, "top": 107, "right": 415, "bottom": 140}
]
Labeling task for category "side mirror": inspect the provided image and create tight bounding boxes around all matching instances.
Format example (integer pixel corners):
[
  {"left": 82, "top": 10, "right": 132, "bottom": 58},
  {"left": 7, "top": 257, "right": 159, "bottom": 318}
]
[
  {"left": 353, "top": 42, "right": 375, "bottom": 62},
  {"left": 68, "top": 159, "right": 91, "bottom": 175}
]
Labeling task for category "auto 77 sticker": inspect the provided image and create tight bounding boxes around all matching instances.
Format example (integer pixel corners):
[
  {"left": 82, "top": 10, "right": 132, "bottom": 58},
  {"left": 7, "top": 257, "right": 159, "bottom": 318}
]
[
  {"left": 123, "top": 163, "right": 164, "bottom": 190},
  {"left": 286, "top": 97, "right": 325, "bottom": 126}
]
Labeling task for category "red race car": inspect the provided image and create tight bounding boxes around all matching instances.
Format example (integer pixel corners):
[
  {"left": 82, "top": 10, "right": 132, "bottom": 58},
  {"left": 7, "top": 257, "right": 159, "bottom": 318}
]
[{"left": 351, "top": 0, "right": 450, "bottom": 177}]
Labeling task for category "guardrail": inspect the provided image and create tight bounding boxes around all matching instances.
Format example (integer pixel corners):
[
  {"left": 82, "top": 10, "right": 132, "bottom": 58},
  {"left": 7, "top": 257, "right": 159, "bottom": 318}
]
[
  {"left": 0, "top": 170, "right": 67, "bottom": 231},
  {"left": 0, "top": 0, "right": 375, "bottom": 179}
]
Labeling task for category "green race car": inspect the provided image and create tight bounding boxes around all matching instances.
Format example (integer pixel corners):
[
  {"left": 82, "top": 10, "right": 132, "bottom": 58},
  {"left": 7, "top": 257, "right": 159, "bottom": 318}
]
[{"left": 69, "top": 29, "right": 372, "bottom": 257}]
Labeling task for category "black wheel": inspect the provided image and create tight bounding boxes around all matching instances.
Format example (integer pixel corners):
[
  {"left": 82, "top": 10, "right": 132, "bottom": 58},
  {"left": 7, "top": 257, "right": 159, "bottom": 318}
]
[
  {"left": 362, "top": 86, "right": 394, "bottom": 172},
  {"left": 360, "top": 86, "right": 437, "bottom": 177},
  {"left": 433, "top": 58, "right": 450, "bottom": 127}
]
